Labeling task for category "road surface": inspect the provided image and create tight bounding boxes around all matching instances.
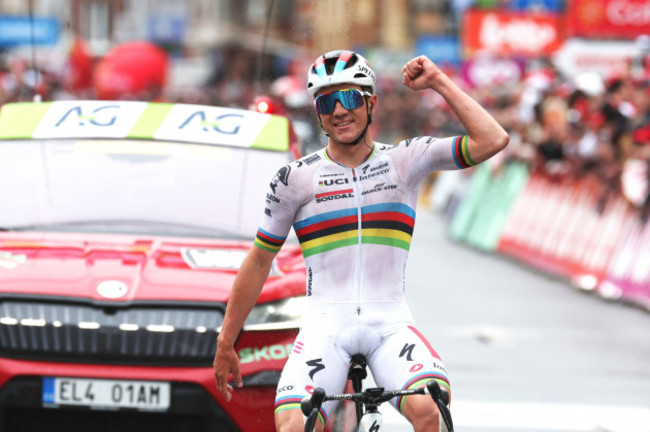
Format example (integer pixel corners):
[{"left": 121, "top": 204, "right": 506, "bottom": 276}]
[{"left": 373, "top": 208, "right": 650, "bottom": 432}]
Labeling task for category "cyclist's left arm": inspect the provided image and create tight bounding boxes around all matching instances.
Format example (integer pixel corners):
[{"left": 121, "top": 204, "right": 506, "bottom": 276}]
[{"left": 402, "top": 55, "right": 509, "bottom": 164}]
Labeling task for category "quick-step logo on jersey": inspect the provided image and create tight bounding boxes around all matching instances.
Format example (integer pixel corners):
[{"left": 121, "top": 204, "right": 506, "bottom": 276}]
[{"left": 293, "top": 202, "right": 415, "bottom": 258}]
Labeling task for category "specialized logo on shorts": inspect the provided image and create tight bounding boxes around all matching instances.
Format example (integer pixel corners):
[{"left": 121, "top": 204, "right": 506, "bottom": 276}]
[
  {"left": 400, "top": 343, "right": 415, "bottom": 361},
  {"left": 306, "top": 358, "right": 325, "bottom": 380}
]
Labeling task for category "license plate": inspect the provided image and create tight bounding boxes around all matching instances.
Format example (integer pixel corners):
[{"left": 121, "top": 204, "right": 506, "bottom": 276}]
[{"left": 42, "top": 377, "right": 170, "bottom": 410}]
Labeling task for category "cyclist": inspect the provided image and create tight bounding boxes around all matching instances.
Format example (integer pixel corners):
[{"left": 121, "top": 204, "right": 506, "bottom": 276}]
[{"left": 214, "top": 50, "right": 509, "bottom": 432}]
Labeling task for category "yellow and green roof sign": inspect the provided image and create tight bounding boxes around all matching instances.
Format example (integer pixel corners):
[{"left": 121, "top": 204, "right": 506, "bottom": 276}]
[{"left": 0, "top": 101, "right": 289, "bottom": 152}]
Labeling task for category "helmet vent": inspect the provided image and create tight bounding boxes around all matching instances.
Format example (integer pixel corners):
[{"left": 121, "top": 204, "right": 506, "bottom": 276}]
[
  {"left": 354, "top": 73, "right": 367, "bottom": 78},
  {"left": 346, "top": 55, "right": 359, "bottom": 68}
]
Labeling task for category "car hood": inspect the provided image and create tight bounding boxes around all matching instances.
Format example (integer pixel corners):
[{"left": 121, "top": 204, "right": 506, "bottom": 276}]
[{"left": 0, "top": 231, "right": 305, "bottom": 304}]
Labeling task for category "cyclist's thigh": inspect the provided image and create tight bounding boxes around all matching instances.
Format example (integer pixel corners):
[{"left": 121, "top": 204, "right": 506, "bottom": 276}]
[
  {"left": 368, "top": 323, "right": 450, "bottom": 414},
  {"left": 275, "top": 325, "right": 349, "bottom": 427}
]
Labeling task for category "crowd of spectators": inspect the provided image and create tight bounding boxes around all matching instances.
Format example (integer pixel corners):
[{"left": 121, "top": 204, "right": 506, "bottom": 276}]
[
  {"left": 1, "top": 44, "right": 649, "bottom": 221},
  {"left": 368, "top": 55, "right": 650, "bottom": 222}
]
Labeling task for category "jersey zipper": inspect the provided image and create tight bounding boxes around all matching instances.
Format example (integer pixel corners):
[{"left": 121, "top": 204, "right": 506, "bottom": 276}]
[{"left": 351, "top": 167, "right": 363, "bottom": 315}]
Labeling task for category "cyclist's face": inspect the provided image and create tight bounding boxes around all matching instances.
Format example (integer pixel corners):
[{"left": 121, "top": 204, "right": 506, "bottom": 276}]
[{"left": 315, "top": 84, "right": 376, "bottom": 145}]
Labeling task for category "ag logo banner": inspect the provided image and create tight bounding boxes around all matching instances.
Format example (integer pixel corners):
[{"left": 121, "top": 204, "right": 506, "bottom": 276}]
[
  {"left": 33, "top": 101, "right": 148, "bottom": 138},
  {"left": 154, "top": 104, "right": 269, "bottom": 147}
]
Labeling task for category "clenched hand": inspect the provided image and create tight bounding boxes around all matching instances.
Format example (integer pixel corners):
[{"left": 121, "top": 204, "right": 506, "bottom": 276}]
[{"left": 401, "top": 55, "right": 445, "bottom": 92}]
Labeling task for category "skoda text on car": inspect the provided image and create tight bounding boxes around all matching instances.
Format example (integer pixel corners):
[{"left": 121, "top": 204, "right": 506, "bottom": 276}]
[{"left": 0, "top": 100, "right": 306, "bottom": 432}]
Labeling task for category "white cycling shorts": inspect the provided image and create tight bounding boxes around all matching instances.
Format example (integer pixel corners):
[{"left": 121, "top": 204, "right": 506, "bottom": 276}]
[{"left": 273, "top": 302, "right": 450, "bottom": 425}]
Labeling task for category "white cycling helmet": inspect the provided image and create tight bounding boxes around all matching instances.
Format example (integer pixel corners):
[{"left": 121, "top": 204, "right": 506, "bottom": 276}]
[{"left": 307, "top": 50, "right": 376, "bottom": 98}]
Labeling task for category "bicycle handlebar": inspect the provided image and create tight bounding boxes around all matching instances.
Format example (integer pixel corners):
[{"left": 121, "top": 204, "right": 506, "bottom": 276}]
[{"left": 301, "top": 380, "right": 454, "bottom": 432}]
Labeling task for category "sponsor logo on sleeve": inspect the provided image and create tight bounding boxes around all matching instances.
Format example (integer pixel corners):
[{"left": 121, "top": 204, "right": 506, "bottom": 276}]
[
  {"left": 296, "top": 153, "right": 321, "bottom": 167},
  {"left": 270, "top": 165, "right": 291, "bottom": 193}
]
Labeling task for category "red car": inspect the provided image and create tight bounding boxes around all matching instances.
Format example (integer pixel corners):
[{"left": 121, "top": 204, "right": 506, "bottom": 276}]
[{"left": 0, "top": 100, "right": 306, "bottom": 431}]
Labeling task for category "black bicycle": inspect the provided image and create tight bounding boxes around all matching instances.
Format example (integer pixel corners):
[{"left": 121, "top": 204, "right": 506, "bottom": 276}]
[{"left": 301, "top": 355, "right": 454, "bottom": 432}]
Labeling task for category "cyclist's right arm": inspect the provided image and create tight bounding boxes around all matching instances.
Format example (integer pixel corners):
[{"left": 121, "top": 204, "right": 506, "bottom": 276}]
[
  {"left": 214, "top": 246, "right": 277, "bottom": 401},
  {"left": 213, "top": 163, "right": 301, "bottom": 401}
]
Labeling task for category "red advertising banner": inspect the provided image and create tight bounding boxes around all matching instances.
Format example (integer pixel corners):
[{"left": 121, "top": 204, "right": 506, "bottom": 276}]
[
  {"left": 463, "top": 10, "right": 565, "bottom": 57},
  {"left": 567, "top": 0, "right": 650, "bottom": 39}
]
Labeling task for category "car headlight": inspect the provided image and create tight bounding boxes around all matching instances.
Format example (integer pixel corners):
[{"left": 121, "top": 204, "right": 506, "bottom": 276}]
[{"left": 242, "top": 296, "right": 305, "bottom": 331}]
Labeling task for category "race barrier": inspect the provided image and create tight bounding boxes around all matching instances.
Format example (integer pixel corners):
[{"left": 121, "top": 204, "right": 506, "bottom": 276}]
[
  {"left": 599, "top": 217, "right": 650, "bottom": 309},
  {"left": 449, "top": 162, "right": 530, "bottom": 251},
  {"left": 448, "top": 162, "right": 649, "bottom": 312}
]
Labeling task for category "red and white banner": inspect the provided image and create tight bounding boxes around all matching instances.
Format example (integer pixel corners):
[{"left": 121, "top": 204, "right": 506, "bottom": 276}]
[
  {"left": 462, "top": 9, "right": 565, "bottom": 57},
  {"left": 552, "top": 39, "right": 641, "bottom": 79},
  {"left": 497, "top": 174, "right": 630, "bottom": 283},
  {"left": 567, "top": 0, "right": 650, "bottom": 39}
]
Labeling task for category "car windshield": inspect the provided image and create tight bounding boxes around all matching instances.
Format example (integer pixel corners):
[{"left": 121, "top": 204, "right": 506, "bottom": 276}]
[{"left": 0, "top": 139, "right": 292, "bottom": 239}]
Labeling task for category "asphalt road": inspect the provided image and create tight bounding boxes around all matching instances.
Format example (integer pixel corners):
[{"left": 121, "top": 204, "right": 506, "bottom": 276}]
[{"left": 373, "top": 208, "right": 650, "bottom": 432}]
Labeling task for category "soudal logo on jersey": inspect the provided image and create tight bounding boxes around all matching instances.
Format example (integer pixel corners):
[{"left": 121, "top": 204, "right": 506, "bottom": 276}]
[
  {"left": 318, "top": 178, "right": 349, "bottom": 186},
  {"left": 315, "top": 189, "right": 354, "bottom": 203}
]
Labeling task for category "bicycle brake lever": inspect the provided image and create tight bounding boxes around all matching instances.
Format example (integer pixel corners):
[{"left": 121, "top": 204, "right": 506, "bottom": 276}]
[
  {"left": 424, "top": 381, "right": 454, "bottom": 431},
  {"left": 425, "top": 380, "right": 450, "bottom": 404},
  {"left": 300, "top": 397, "right": 313, "bottom": 417}
]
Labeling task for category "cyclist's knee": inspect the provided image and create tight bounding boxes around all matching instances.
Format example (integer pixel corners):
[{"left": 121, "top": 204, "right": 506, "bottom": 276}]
[
  {"left": 276, "top": 408, "right": 323, "bottom": 432},
  {"left": 404, "top": 395, "right": 440, "bottom": 432}
]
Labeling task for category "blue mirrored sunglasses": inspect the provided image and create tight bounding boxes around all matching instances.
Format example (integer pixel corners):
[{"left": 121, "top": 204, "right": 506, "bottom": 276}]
[{"left": 314, "top": 89, "right": 370, "bottom": 115}]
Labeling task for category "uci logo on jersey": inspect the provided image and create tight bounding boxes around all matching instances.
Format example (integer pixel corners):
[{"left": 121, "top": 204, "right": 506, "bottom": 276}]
[
  {"left": 178, "top": 110, "right": 244, "bottom": 135},
  {"left": 55, "top": 104, "right": 120, "bottom": 128},
  {"left": 319, "top": 178, "right": 349, "bottom": 186}
]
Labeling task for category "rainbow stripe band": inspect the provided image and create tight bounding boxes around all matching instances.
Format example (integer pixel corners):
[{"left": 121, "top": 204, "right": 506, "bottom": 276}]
[
  {"left": 294, "top": 202, "right": 415, "bottom": 258},
  {"left": 254, "top": 228, "right": 286, "bottom": 252},
  {"left": 274, "top": 395, "right": 327, "bottom": 425},
  {"left": 397, "top": 372, "right": 451, "bottom": 414},
  {"left": 452, "top": 135, "right": 476, "bottom": 169}
]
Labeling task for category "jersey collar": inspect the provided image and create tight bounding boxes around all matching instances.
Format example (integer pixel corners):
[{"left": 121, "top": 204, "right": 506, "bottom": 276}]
[{"left": 324, "top": 144, "right": 376, "bottom": 168}]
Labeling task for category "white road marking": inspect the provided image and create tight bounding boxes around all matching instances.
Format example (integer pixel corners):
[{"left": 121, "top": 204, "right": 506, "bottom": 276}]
[{"left": 379, "top": 400, "right": 650, "bottom": 432}]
